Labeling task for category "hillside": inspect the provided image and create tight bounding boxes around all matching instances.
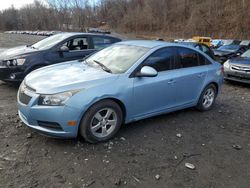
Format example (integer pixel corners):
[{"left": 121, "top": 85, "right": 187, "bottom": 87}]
[{"left": 0, "top": 0, "right": 249, "bottom": 39}]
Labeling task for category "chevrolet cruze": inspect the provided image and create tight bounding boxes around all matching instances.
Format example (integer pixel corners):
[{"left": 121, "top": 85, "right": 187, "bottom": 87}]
[{"left": 17, "top": 41, "right": 223, "bottom": 143}]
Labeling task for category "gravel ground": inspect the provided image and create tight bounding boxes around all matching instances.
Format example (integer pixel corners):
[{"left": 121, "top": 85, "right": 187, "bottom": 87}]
[{"left": 0, "top": 33, "right": 250, "bottom": 188}]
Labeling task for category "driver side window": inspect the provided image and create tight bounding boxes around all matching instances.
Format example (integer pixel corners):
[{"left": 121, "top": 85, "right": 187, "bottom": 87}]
[
  {"left": 143, "top": 47, "right": 175, "bottom": 72},
  {"left": 61, "top": 37, "right": 89, "bottom": 51}
]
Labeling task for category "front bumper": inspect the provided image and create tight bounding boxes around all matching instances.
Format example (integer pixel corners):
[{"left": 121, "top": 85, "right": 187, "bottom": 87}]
[
  {"left": 224, "top": 68, "right": 250, "bottom": 84},
  {"left": 17, "top": 92, "right": 83, "bottom": 138},
  {"left": 0, "top": 66, "right": 24, "bottom": 82}
]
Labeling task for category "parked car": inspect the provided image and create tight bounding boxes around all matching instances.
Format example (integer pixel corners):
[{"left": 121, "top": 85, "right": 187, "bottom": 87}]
[
  {"left": 176, "top": 42, "right": 215, "bottom": 59},
  {"left": 224, "top": 49, "right": 250, "bottom": 83},
  {"left": 0, "top": 32, "right": 121, "bottom": 82},
  {"left": 221, "top": 40, "right": 241, "bottom": 46},
  {"left": 211, "top": 39, "right": 223, "bottom": 48},
  {"left": 17, "top": 40, "right": 223, "bottom": 143},
  {"left": 88, "top": 28, "right": 111, "bottom": 34},
  {"left": 192, "top": 36, "right": 212, "bottom": 46},
  {"left": 240, "top": 40, "right": 250, "bottom": 47},
  {"left": 213, "top": 45, "right": 249, "bottom": 63}
]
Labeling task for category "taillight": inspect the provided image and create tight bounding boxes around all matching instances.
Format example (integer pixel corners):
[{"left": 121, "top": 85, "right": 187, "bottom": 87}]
[{"left": 221, "top": 66, "right": 224, "bottom": 74}]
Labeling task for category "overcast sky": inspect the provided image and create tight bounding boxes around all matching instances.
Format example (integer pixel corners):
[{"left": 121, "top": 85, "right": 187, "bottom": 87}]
[{"left": 0, "top": 0, "right": 48, "bottom": 10}]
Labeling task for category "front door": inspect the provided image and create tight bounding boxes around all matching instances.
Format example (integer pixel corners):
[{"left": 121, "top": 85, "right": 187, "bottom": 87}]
[
  {"left": 46, "top": 36, "right": 96, "bottom": 65},
  {"left": 132, "top": 47, "right": 178, "bottom": 118}
]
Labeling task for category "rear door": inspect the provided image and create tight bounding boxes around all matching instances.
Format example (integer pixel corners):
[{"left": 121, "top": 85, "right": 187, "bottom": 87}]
[{"left": 173, "top": 47, "right": 209, "bottom": 106}]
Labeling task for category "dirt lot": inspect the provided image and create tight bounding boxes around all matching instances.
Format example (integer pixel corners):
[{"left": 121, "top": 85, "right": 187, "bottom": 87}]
[{"left": 0, "top": 33, "right": 250, "bottom": 188}]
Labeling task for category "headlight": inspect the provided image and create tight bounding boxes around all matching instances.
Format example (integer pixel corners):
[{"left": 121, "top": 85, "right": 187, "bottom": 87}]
[
  {"left": 15, "top": 58, "right": 26, "bottom": 66},
  {"left": 6, "top": 59, "right": 26, "bottom": 66},
  {"left": 38, "top": 90, "right": 79, "bottom": 106},
  {"left": 223, "top": 60, "right": 230, "bottom": 69}
]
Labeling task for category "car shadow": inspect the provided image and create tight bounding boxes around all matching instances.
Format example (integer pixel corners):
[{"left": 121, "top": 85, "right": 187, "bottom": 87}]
[{"left": 42, "top": 106, "right": 210, "bottom": 147}]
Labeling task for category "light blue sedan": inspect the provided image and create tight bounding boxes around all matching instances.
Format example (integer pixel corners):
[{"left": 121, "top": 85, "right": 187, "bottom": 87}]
[{"left": 17, "top": 40, "right": 224, "bottom": 143}]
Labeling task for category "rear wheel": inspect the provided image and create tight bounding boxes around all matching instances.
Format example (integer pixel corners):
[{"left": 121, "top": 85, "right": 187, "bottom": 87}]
[
  {"left": 80, "top": 100, "right": 123, "bottom": 143},
  {"left": 196, "top": 84, "right": 217, "bottom": 111}
]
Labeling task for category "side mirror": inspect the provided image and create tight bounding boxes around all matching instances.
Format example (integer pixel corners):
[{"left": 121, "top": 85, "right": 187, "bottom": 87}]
[
  {"left": 136, "top": 66, "right": 158, "bottom": 77},
  {"left": 59, "top": 46, "right": 69, "bottom": 52}
]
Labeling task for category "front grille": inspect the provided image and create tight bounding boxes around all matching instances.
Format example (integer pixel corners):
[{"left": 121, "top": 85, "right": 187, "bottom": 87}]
[
  {"left": 18, "top": 83, "right": 36, "bottom": 105},
  {"left": 231, "top": 65, "right": 250, "bottom": 72},
  {"left": 37, "top": 121, "right": 63, "bottom": 131},
  {"left": 19, "top": 92, "right": 32, "bottom": 105}
]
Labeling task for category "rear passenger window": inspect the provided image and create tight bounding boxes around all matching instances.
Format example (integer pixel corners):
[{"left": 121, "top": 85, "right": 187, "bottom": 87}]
[
  {"left": 176, "top": 48, "right": 199, "bottom": 68},
  {"left": 143, "top": 48, "right": 175, "bottom": 72},
  {"left": 198, "top": 54, "right": 210, "bottom": 65},
  {"left": 93, "top": 37, "right": 112, "bottom": 50}
]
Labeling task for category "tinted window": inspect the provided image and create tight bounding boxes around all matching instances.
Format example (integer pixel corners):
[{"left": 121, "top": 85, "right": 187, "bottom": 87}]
[
  {"left": 93, "top": 37, "right": 112, "bottom": 50},
  {"left": 198, "top": 53, "right": 211, "bottom": 65},
  {"left": 143, "top": 48, "right": 175, "bottom": 72},
  {"left": 176, "top": 47, "right": 199, "bottom": 68}
]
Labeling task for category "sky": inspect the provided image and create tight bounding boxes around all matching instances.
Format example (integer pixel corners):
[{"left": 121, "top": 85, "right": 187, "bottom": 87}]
[{"left": 0, "top": 0, "right": 48, "bottom": 10}]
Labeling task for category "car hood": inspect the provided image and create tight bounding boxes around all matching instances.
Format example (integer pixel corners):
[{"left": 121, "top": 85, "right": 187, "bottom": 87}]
[
  {"left": 25, "top": 61, "right": 119, "bottom": 94},
  {"left": 229, "top": 57, "right": 250, "bottom": 66},
  {"left": 0, "top": 45, "right": 38, "bottom": 60}
]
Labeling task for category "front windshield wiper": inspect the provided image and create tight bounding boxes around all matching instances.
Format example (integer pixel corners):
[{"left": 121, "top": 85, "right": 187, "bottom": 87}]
[{"left": 93, "top": 60, "right": 112, "bottom": 73}]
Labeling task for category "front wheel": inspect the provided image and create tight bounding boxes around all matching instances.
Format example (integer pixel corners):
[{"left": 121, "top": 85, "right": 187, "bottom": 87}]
[
  {"left": 79, "top": 100, "right": 123, "bottom": 143},
  {"left": 196, "top": 84, "right": 217, "bottom": 111}
]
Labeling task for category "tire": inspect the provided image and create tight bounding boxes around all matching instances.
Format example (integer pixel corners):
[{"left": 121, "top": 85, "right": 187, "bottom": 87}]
[
  {"left": 196, "top": 84, "right": 217, "bottom": 111},
  {"left": 80, "top": 99, "right": 123, "bottom": 143}
]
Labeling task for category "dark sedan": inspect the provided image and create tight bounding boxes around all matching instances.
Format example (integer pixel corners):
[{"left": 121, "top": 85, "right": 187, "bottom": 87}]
[
  {"left": 224, "top": 50, "right": 250, "bottom": 84},
  {"left": 213, "top": 45, "right": 249, "bottom": 63},
  {"left": 176, "top": 42, "right": 215, "bottom": 60},
  {"left": 0, "top": 33, "right": 121, "bottom": 82}
]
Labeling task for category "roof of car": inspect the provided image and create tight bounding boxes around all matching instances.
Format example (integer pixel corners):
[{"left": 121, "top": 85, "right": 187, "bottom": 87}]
[
  {"left": 55, "top": 32, "right": 119, "bottom": 38},
  {"left": 118, "top": 40, "right": 175, "bottom": 49},
  {"left": 176, "top": 42, "right": 199, "bottom": 47}
]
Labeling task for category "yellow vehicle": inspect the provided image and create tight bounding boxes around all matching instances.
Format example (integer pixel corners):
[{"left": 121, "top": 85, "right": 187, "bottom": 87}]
[{"left": 192, "top": 36, "right": 212, "bottom": 46}]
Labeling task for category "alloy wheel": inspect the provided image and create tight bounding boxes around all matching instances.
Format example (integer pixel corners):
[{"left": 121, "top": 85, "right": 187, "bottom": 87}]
[
  {"left": 90, "top": 108, "right": 118, "bottom": 138},
  {"left": 202, "top": 88, "right": 215, "bottom": 109}
]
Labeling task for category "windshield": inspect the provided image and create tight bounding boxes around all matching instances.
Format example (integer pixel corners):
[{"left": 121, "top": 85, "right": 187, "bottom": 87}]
[
  {"left": 31, "top": 34, "right": 70, "bottom": 50},
  {"left": 218, "top": 45, "right": 239, "bottom": 52},
  {"left": 241, "top": 50, "right": 250, "bottom": 58},
  {"left": 86, "top": 44, "right": 149, "bottom": 74}
]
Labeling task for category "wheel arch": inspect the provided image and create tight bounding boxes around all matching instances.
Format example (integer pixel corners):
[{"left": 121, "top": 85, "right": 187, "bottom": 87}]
[
  {"left": 77, "top": 97, "right": 127, "bottom": 138},
  {"left": 208, "top": 82, "right": 219, "bottom": 95},
  {"left": 79, "top": 97, "right": 127, "bottom": 125}
]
